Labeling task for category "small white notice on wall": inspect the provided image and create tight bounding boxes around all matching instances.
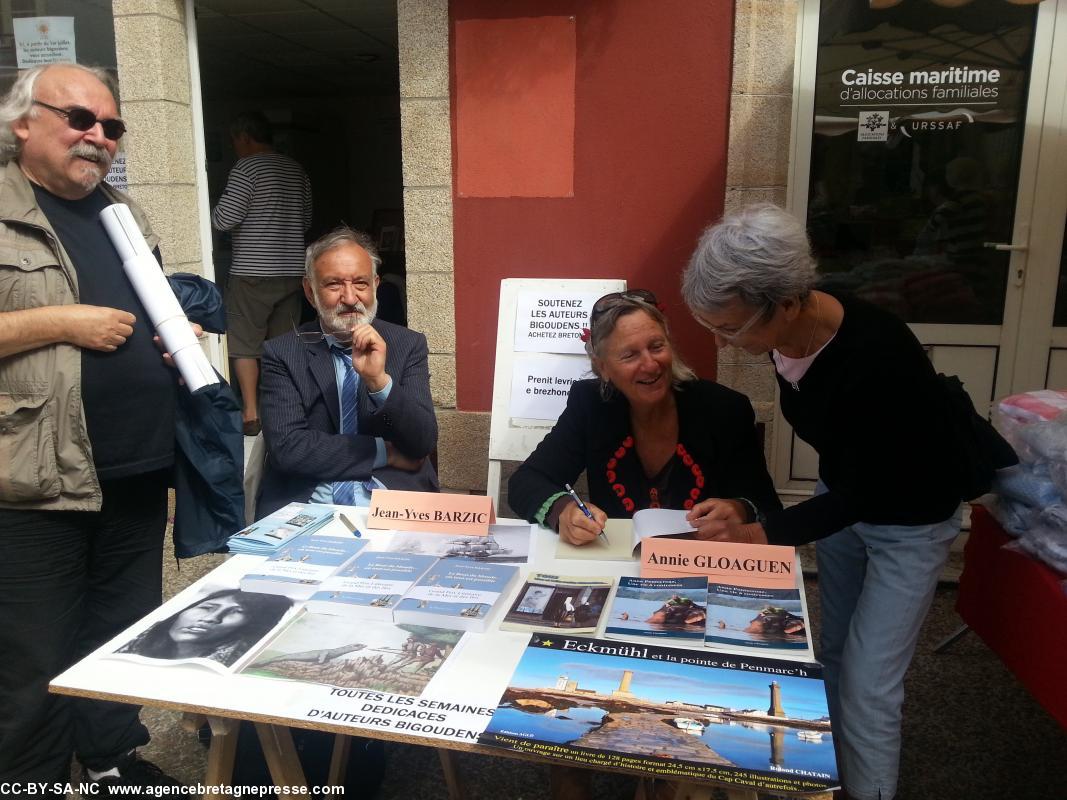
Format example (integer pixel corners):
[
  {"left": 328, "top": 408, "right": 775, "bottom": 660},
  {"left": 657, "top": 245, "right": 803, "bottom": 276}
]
[
  {"left": 104, "top": 154, "right": 127, "bottom": 192},
  {"left": 14, "top": 17, "right": 76, "bottom": 67},
  {"left": 509, "top": 354, "right": 590, "bottom": 420},
  {"left": 513, "top": 290, "right": 601, "bottom": 354}
]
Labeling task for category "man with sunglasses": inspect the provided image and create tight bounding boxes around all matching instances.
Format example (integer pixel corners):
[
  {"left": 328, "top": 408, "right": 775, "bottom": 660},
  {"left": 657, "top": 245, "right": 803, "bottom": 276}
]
[{"left": 0, "top": 64, "right": 183, "bottom": 792}]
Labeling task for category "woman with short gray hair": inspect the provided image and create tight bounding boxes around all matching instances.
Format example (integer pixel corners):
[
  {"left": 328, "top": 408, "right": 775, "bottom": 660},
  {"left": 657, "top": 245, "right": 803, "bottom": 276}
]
[{"left": 682, "top": 203, "right": 965, "bottom": 800}]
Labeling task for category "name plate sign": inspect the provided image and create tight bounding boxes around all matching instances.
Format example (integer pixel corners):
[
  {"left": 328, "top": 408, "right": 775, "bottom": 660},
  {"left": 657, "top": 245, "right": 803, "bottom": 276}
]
[
  {"left": 640, "top": 538, "right": 797, "bottom": 589},
  {"left": 367, "top": 489, "right": 496, "bottom": 534}
]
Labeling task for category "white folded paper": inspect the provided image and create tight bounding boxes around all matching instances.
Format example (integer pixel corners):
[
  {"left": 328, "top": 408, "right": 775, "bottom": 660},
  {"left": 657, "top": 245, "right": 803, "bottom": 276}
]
[{"left": 100, "top": 203, "right": 218, "bottom": 393}]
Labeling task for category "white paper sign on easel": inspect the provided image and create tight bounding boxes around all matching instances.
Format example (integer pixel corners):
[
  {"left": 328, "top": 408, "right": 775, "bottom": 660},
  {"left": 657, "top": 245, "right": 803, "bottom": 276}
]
[
  {"left": 508, "top": 353, "right": 590, "bottom": 420},
  {"left": 513, "top": 290, "right": 601, "bottom": 354},
  {"left": 105, "top": 154, "right": 128, "bottom": 192}
]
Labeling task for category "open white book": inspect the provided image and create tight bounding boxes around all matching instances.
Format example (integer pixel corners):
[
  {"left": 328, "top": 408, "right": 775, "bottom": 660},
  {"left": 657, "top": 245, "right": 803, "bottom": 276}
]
[{"left": 555, "top": 508, "right": 695, "bottom": 561}]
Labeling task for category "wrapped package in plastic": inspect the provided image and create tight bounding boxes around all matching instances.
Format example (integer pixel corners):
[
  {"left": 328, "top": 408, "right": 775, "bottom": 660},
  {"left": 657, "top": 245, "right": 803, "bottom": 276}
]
[
  {"left": 990, "top": 391, "right": 1067, "bottom": 574},
  {"left": 1010, "top": 505, "right": 1067, "bottom": 576}
]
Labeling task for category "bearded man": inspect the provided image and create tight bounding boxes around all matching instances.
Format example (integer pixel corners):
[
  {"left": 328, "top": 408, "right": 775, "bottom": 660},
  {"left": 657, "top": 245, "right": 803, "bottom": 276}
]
[
  {"left": 0, "top": 63, "right": 187, "bottom": 790},
  {"left": 256, "top": 225, "right": 438, "bottom": 517}
]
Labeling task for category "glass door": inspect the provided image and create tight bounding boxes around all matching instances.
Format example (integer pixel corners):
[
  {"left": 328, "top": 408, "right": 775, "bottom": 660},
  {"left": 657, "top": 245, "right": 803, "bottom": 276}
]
[
  {"left": 1012, "top": 0, "right": 1067, "bottom": 390},
  {"left": 779, "top": 0, "right": 1063, "bottom": 492}
]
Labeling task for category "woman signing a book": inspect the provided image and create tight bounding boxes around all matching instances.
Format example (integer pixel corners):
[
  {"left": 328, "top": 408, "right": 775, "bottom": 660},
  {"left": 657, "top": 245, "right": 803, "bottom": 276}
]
[
  {"left": 507, "top": 288, "right": 781, "bottom": 546},
  {"left": 681, "top": 203, "right": 969, "bottom": 800}
]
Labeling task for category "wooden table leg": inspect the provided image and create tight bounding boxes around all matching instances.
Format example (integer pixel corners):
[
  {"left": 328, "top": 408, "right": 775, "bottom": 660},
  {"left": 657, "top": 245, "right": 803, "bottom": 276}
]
[
  {"left": 437, "top": 748, "right": 465, "bottom": 800},
  {"left": 328, "top": 734, "right": 351, "bottom": 786},
  {"left": 180, "top": 713, "right": 239, "bottom": 799},
  {"left": 254, "top": 723, "right": 308, "bottom": 788}
]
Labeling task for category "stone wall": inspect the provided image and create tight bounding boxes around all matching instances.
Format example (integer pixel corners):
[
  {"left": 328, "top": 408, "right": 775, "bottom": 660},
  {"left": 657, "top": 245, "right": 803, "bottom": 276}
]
[
  {"left": 721, "top": 0, "right": 799, "bottom": 463},
  {"left": 113, "top": 0, "right": 202, "bottom": 277},
  {"left": 397, "top": 0, "right": 492, "bottom": 497}
]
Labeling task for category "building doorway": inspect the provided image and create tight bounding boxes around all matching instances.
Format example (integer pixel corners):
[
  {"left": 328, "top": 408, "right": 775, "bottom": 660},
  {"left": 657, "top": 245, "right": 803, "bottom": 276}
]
[
  {"left": 779, "top": 0, "right": 1067, "bottom": 493},
  {"left": 190, "top": 0, "right": 407, "bottom": 328}
]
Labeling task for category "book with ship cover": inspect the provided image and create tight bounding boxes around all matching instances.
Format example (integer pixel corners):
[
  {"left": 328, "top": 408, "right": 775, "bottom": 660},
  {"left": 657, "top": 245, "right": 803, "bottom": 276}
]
[
  {"left": 384, "top": 523, "right": 531, "bottom": 564},
  {"left": 603, "top": 576, "right": 708, "bottom": 645},
  {"left": 499, "top": 573, "right": 614, "bottom": 635},
  {"left": 305, "top": 551, "right": 439, "bottom": 619},
  {"left": 227, "top": 502, "right": 337, "bottom": 555},
  {"left": 393, "top": 557, "right": 519, "bottom": 633},
  {"left": 239, "top": 535, "right": 367, "bottom": 599}
]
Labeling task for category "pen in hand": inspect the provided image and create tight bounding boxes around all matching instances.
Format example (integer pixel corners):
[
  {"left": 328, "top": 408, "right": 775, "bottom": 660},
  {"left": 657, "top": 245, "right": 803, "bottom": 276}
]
[{"left": 563, "top": 483, "right": 609, "bottom": 544}]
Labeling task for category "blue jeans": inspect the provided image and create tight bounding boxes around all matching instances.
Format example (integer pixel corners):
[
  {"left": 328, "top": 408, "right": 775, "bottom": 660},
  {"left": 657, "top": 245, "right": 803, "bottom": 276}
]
[{"left": 815, "top": 488, "right": 962, "bottom": 800}]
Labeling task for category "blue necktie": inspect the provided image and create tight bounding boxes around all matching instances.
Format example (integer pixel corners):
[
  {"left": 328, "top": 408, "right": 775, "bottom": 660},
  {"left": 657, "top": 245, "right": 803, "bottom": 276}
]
[{"left": 332, "top": 345, "right": 357, "bottom": 506}]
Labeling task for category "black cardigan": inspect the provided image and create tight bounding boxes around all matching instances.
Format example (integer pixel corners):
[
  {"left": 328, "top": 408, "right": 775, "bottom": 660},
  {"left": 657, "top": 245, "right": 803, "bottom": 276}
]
[
  {"left": 765, "top": 292, "right": 962, "bottom": 545},
  {"left": 508, "top": 379, "right": 781, "bottom": 524}
]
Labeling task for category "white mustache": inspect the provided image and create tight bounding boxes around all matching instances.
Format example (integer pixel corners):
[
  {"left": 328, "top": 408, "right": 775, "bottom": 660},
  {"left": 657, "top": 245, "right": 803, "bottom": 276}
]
[
  {"left": 69, "top": 142, "right": 112, "bottom": 171},
  {"left": 335, "top": 302, "right": 368, "bottom": 316}
]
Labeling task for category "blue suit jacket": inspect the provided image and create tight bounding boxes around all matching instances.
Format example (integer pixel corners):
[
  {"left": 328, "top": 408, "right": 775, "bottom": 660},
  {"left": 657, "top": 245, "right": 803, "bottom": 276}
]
[{"left": 256, "top": 318, "right": 439, "bottom": 517}]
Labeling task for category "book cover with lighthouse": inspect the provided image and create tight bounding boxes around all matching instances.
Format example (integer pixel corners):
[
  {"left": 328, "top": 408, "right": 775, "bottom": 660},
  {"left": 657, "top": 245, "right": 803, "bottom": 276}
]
[{"left": 479, "top": 633, "right": 837, "bottom": 794}]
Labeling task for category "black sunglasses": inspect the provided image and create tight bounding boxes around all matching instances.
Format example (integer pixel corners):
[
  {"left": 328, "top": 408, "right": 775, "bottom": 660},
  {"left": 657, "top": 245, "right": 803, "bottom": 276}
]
[
  {"left": 32, "top": 100, "right": 127, "bottom": 141},
  {"left": 590, "top": 289, "right": 659, "bottom": 323}
]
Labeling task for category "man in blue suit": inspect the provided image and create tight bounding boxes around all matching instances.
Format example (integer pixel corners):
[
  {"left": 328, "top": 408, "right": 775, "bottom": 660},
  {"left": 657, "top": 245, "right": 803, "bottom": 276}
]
[{"left": 257, "top": 225, "right": 438, "bottom": 517}]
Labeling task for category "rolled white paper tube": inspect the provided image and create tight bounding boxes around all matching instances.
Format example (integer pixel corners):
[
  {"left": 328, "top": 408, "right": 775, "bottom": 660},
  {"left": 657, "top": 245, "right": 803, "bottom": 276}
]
[
  {"left": 156, "top": 315, "right": 200, "bottom": 354},
  {"left": 100, "top": 203, "right": 218, "bottom": 393},
  {"left": 172, "top": 348, "right": 221, "bottom": 393}
]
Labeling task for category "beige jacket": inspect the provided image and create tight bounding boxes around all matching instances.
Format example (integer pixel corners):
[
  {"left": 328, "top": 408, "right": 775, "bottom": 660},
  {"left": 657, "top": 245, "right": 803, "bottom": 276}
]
[{"left": 0, "top": 159, "right": 160, "bottom": 511}]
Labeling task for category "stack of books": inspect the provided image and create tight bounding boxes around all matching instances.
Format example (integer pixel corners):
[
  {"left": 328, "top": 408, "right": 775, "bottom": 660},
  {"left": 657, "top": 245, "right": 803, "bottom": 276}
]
[
  {"left": 306, "top": 551, "right": 439, "bottom": 619},
  {"left": 239, "top": 534, "right": 367, "bottom": 599},
  {"left": 305, "top": 551, "right": 519, "bottom": 633},
  {"left": 227, "top": 503, "right": 336, "bottom": 555}
]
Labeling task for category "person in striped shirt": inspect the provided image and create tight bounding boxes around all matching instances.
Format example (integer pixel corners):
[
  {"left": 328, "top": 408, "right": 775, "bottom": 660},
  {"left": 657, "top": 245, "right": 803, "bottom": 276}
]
[{"left": 212, "top": 111, "right": 312, "bottom": 436}]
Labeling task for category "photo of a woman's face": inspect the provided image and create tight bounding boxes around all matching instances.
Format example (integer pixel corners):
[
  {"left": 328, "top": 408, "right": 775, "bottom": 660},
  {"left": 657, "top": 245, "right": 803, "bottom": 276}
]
[{"left": 169, "top": 595, "right": 247, "bottom": 646}]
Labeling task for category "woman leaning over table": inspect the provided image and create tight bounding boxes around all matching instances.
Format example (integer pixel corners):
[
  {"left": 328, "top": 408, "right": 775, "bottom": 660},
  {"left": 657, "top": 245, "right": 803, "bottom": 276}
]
[
  {"left": 681, "top": 203, "right": 965, "bottom": 800},
  {"left": 508, "top": 289, "right": 781, "bottom": 545}
]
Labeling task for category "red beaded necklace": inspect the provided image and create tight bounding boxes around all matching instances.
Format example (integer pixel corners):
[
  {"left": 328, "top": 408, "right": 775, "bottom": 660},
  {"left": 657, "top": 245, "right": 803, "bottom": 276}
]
[{"left": 605, "top": 437, "right": 705, "bottom": 512}]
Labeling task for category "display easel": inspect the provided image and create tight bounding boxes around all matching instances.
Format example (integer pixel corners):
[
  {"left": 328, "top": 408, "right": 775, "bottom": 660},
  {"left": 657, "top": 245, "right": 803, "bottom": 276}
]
[{"left": 486, "top": 278, "right": 625, "bottom": 511}]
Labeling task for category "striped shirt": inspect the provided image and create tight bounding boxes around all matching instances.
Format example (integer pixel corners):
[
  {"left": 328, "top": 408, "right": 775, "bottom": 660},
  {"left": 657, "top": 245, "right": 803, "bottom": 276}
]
[{"left": 211, "top": 152, "right": 312, "bottom": 276}]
